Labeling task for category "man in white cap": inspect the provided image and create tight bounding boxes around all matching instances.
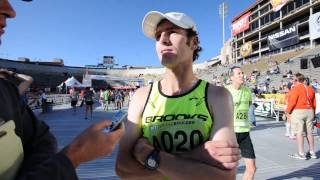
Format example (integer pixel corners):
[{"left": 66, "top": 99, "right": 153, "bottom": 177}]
[{"left": 116, "top": 11, "right": 239, "bottom": 180}]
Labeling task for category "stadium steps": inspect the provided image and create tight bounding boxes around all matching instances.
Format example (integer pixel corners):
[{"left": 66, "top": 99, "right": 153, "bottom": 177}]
[
  {"left": 241, "top": 49, "right": 308, "bottom": 75},
  {"left": 256, "top": 46, "right": 320, "bottom": 88}
]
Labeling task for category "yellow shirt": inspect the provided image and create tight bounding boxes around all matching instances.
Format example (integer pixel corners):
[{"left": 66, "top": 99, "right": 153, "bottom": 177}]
[{"left": 141, "top": 80, "right": 213, "bottom": 153}]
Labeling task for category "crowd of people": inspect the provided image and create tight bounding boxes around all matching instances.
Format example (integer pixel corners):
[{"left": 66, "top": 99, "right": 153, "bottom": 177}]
[
  {"left": 216, "top": 60, "right": 320, "bottom": 162},
  {"left": 1, "top": 1, "right": 320, "bottom": 180},
  {"left": 67, "top": 87, "right": 134, "bottom": 119}
]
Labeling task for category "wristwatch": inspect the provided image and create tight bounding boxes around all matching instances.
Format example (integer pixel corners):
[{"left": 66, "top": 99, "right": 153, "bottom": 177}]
[{"left": 145, "top": 149, "right": 160, "bottom": 170}]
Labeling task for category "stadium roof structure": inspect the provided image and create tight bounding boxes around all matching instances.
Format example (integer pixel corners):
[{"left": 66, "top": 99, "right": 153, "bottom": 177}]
[{"left": 232, "top": 0, "right": 263, "bottom": 22}]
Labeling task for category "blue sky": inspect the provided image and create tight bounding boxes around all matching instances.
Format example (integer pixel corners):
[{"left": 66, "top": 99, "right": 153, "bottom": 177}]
[{"left": 1, "top": 0, "right": 255, "bottom": 67}]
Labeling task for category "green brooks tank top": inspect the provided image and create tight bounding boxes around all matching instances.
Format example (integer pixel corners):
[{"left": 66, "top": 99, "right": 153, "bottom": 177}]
[
  {"left": 141, "top": 80, "right": 213, "bottom": 154},
  {"left": 226, "top": 85, "right": 252, "bottom": 133}
]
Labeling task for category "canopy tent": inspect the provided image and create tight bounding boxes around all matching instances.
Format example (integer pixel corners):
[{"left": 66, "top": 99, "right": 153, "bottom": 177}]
[{"left": 58, "top": 76, "right": 84, "bottom": 88}]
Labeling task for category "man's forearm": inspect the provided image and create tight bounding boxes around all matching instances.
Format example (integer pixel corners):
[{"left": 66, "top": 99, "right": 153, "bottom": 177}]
[
  {"left": 158, "top": 151, "right": 236, "bottom": 180},
  {"left": 178, "top": 142, "right": 239, "bottom": 170}
]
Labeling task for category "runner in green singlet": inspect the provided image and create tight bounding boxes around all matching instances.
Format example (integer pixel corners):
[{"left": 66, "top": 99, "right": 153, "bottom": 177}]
[
  {"left": 226, "top": 66, "right": 256, "bottom": 180},
  {"left": 116, "top": 11, "right": 240, "bottom": 180}
]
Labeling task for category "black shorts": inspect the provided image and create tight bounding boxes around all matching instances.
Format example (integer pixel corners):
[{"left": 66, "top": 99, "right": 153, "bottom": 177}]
[
  {"left": 236, "top": 132, "right": 256, "bottom": 159},
  {"left": 71, "top": 100, "right": 77, "bottom": 107},
  {"left": 85, "top": 101, "right": 93, "bottom": 106}
]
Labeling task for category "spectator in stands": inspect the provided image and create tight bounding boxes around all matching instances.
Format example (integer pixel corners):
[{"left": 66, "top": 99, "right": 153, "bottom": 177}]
[
  {"left": 271, "top": 86, "right": 277, "bottom": 94},
  {"left": 216, "top": 77, "right": 223, "bottom": 86},
  {"left": 287, "top": 77, "right": 295, "bottom": 90},
  {"left": 283, "top": 70, "right": 288, "bottom": 78},
  {"left": 305, "top": 77, "right": 311, "bottom": 86},
  {"left": 311, "top": 79, "right": 318, "bottom": 92},
  {"left": 286, "top": 73, "right": 317, "bottom": 159},
  {"left": 266, "top": 75, "right": 270, "bottom": 82},
  {"left": 262, "top": 83, "right": 268, "bottom": 94},
  {"left": 253, "top": 85, "right": 259, "bottom": 95},
  {"left": 288, "top": 71, "right": 293, "bottom": 79},
  {"left": 275, "top": 65, "right": 280, "bottom": 74},
  {"left": 284, "top": 58, "right": 291, "bottom": 63},
  {"left": 252, "top": 68, "right": 259, "bottom": 76},
  {"left": 211, "top": 77, "right": 217, "bottom": 85},
  {"left": 0, "top": 1, "right": 124, "bottom": 179}
]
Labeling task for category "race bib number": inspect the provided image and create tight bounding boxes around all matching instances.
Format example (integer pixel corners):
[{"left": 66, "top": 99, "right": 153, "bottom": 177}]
[
  {"left": 152, "top": 130, "right": 204, "bottom": 153},
  {"left": 236, "top": 110, "right": 248, "bottom": 121}
]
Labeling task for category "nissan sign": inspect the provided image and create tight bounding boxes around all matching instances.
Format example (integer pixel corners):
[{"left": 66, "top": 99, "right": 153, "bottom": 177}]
[{"left": 267, "top": 25, "right": 299, "bottom": 50}]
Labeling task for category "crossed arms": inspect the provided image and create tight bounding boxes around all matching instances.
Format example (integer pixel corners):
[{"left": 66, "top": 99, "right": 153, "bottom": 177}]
[{"left": 116, "top": 85, "right": 240, "bottom": 180}]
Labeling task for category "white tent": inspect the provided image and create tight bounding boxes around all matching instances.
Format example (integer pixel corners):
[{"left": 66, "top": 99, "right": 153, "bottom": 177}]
[{"left": 58, "top": 76, "right": 83, "bottom": 88}]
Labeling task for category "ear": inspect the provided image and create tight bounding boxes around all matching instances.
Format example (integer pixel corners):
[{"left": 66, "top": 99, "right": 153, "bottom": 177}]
[
  {"left": 193, "top": 44, "right": 198, "bottom": 50},
  {"left": 192, "top": 37, "right": 198, "bottom": 50}
]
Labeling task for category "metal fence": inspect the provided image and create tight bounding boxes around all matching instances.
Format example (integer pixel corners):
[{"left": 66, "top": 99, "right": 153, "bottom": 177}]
[{"left": 28, "top": 94, "right": 71, "bottom": 110}]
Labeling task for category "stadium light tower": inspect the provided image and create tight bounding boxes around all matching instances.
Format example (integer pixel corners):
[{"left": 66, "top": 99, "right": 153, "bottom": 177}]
[{"left": 219, "top": 2, "right": 228, "bottom": 46}]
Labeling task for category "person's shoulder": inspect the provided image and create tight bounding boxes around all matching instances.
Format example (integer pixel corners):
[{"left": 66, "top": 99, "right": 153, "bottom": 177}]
[
  {"left": 128, "top": 84, "right": 154, "bottom": 117},
  {"left": 294, "top": 83, "right": 304, "bottom": 91},
  {"left": 133, "top": 84, "right": 153, "bottom": 98},
  {"left": 206, "top": 82, "right": 224, "bottom": 90},
  {"left": 206, "top": 83, "right": 231, "bottom": 98},
  {"left": 241, "top": 85, "right": 251, "bottom": 92},
  {"left": 206, "top": 83, "right": 233, "bottom": 108}
]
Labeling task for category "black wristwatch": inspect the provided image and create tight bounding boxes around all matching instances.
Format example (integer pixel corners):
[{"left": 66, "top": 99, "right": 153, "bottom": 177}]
[{"left": 145, "top": 149, "right": 160, "bottom": 170}]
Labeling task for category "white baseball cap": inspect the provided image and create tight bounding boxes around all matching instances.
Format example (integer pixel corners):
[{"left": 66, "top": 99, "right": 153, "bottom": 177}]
[{"left": 142, "top": 11, "right": 197, "bottom": 39}]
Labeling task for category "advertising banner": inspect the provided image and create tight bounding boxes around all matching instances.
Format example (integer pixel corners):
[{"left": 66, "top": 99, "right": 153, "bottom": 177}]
[
  {"left": 262, "top": 94, "right": 286, "bottom": 110},
  {"left": 255, "top": 99, "right": 273, "bottom": 116},
  {"left": 232, "top": 12, "right": 251, "bottom": 36},
  {"left": 240, "top": 41, "right": 252, "bottom": 57},
  {"left": 267, "top": 25, "right": 299, "bottom": 50},
  {"left": 271, "top": 0, "right": 289, "bottom": 12},
  {"left": 309, "top": 12, "right": 320, "bottom": 40}
]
